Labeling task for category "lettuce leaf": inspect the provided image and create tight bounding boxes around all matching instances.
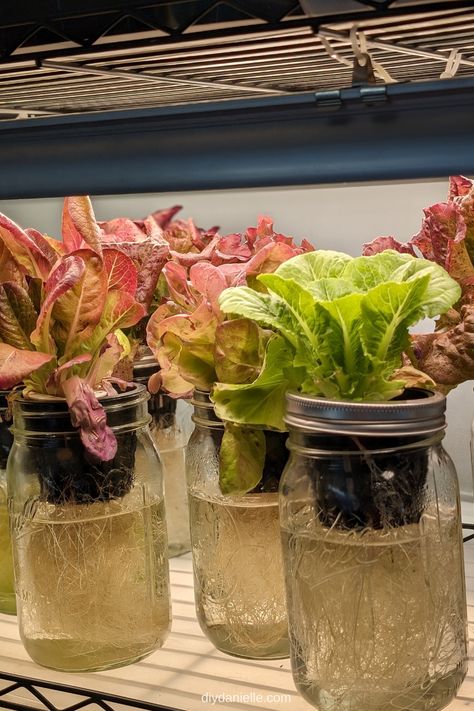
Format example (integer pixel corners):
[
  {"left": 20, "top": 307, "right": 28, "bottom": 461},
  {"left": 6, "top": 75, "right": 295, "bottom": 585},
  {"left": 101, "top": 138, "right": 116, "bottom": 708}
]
[
  {"left": 0, "top": 283, "right": 38, "bottom": 350},
  {"left": 213, "top": 334, "right": 301, "bottom": 430},
  {"left": 0, "top": 343, "right": 54, "bottom": 389},
  {"left": 214, "top": 319, "right": 270, "bottom": 385},
  {"left": 219, "top": 424, "right": 266, "bottom": 495}
]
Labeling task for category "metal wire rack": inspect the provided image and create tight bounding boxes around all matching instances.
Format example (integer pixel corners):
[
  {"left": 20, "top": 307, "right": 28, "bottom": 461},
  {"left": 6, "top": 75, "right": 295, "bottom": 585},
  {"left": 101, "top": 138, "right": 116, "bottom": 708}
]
[{"left": 1, "top": 1, "right": 474, "bottom": 119}]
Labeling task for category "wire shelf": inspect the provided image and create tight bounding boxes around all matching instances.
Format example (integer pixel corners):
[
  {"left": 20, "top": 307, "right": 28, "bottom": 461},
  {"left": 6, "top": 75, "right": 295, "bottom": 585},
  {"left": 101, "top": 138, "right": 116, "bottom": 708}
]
[{"left": 1, "top": 1, "right": 474, "bottom": 119}]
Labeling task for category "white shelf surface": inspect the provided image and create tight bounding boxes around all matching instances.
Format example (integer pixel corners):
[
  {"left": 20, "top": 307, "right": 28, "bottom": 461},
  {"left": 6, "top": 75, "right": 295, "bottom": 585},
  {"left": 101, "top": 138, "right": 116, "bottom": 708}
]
[{"left": 0, "top": 549, "right": 473, "bottom": 710}]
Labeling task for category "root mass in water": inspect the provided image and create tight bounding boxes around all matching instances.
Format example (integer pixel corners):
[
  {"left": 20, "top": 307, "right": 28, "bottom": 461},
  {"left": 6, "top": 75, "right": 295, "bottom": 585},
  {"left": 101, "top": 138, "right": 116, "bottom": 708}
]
[
  {"left": 13, "top": 492, "right": 171, "bottom": 672},
  {"left": 189, "top": 491, "right": 289, "bottom": 659},
  {"left": 282, "top": 510, "right": 467, "bottom": 711}
]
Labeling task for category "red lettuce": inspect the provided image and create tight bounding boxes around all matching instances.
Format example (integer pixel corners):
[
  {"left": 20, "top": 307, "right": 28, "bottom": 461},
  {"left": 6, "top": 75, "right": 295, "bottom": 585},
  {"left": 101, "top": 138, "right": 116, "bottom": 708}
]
[
  {"left": 146, "top": 216, "right": 313, "bottom": 397},
  {"left": 362, "top": 175, "right": 474, "bottom": 390},
  {"left": 0, "top": 197, "right": 145, "bottom": 461}
]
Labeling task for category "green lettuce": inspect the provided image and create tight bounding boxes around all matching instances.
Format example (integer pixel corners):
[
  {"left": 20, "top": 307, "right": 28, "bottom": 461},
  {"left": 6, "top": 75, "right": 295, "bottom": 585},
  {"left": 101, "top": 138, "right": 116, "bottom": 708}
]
[{"left": 215, "top": 250, "right": 461, "bottom": 436}]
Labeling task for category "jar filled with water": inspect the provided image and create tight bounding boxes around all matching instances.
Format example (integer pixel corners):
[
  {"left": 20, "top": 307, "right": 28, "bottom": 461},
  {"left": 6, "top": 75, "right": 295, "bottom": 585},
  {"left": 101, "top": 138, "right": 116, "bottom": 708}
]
[
  {"left": 0, "top": 390, "right": 15, "bottom": 615},
  {"left": 187, "top": 390, "right": 289, "bottom": 659},
  {"left": 134, "top": 354, "right": 193, "bottom": 557},
  {"left": 280, "top": 390, "right": 468, "bottom": 711},
  {"left": 7, "top": 384, "right": 171, "bottom": 672}
]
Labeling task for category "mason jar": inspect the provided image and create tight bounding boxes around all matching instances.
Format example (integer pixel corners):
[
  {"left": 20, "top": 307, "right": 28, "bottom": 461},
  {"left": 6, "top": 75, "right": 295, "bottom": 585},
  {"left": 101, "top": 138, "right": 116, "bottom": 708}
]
[
  {"left": 133, "top": 354, "right": 193, "bottom": 557},
  {"left": 0, "top": 390, "right": 15, "bottom": 615},
  {"left": 8, "top": 384, "right": 171, "bottom": 672},
  {"left": 186, "top": 390, "right": 289, "bottom": 659},
  {"left": 280, "top": 390, "right": 468, "bottom": 711}
]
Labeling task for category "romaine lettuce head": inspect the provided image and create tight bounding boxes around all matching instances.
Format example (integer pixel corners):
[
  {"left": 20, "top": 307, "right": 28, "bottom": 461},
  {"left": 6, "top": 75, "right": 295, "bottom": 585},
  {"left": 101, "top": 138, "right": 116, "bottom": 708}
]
[
  {"left": 214, "top": 249, "right": 459, "bottom": 494},
  {"left": 217, "top": 249, "right": 460, "bottom": 424}
]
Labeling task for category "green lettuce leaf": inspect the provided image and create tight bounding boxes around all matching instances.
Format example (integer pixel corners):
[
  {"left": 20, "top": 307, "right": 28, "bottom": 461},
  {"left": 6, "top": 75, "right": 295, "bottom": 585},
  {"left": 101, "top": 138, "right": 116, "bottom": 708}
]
[
  {"left": 274, "top": 249, "right": 351, "bottom": 281},
  {"left": 214, "top": 319, "right": 270, "bottom": 384},
  {"left": 218, "top": 286, "right": 299, "bottom": 347},
  {"left": 213, "top": 334, "right": 300, "bottom": 430},
  {"left": 219, "top": 424, "right": 266, "bottom": 495}
]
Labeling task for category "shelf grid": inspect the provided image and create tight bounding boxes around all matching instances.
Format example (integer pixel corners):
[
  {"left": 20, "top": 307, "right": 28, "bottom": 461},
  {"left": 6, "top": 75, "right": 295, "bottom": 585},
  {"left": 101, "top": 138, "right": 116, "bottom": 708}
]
[{"left": 1, "top": 2, "right": 474, "bottom": 119}]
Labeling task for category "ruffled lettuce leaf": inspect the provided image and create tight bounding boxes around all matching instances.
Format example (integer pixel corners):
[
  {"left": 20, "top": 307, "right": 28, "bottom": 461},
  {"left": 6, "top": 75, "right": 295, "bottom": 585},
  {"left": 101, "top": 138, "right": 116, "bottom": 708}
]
[
  {"left": 0, "top": 197, "right": 146, "bottom": 463},
  {"left": 146, "top": 216, "right": 311, "bottom": 397},
  {"left": 213, "top": 334, "right": 301, "bottom": 430},
  {"left": 214, "top": 319, "right": 270, "bottom": 385}
]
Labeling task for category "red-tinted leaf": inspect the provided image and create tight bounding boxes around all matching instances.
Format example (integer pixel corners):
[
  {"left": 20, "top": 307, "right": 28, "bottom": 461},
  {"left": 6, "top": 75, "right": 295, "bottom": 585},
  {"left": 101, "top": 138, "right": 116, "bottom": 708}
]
[
  {"left": 449, "top": 175, "right": 473, "bottom": 200},
  {"left": 0, "top": 282, "right": 38, "bottom": 349},
  {"left": 150, "top": 205, "right": 182, "bottom": 229},
  {"left": 163, "top": 262, "right": 197, "bottom": 311},
  {"left": 164, "top": 219, "right": 196, "bottom": 253},
  {"left": 49, "top": 249, "right": 107, "bottom": 354},
  {"left": 62, "top": 376, "right": 117, "bottom": 461},
  {"left": 214, "top": 234, "right": 252, "bottom": 262},
  {"left": 301, "top": 239, "right": 315, "bottom": 252},
  {"left": 31, "top": 254, "right": 86, "bottom": 352},
  {"left": 99, "top": 217, "right": 145, "bottom": 242},
  {"left": 143, "top": 216, "right": 167, "bottom": 243},
  {"left": 146, "top": 301, "right": 182, "bottom": 352},
  {"left": 412, "top": 304, "right": 474, "bottom": 387},
  {"left": 412, "top": 203, "right": 474, "bottom": 284},
  {"left": 248, "top": 216, "right": 274, "bottom": 243},
  {"left": 102, "top": 290, "right": 146, "bottom": 331},
  {"left": 88, "top": 332, "right": 125, "bottom": 387},
  {"left": 0, "top": 243, "right": 24, "bottom": 285},
  {"left": 362, "top": 236, "right": 417, "bottom": 256},
  {"left": 115, "top": 240, "right": 169, "bottom": 310},
  {"left": 46, "top": 354, "right": 92, "bottom": 391},
  {"left": 218, "top": 263, "right": 247, "bottom": 286},
  {"left": 0, "top": 343, "right": 54, "bottom": 389},
  {"left": 189, "top": 262, "right": 228, "bottom": 313},
  {"left": 245, "top": 242, "right": 303, "bottom": 276},
  {"left": 170, "top": 234, "right": 220, "bottom": 266},
  {"left": 0, "top": 214, "right": 52, "bottom": 279},
  {"left": 103, "top": 248, "right": 137, "bottom": 295},
  {"left": 25, "top": 228, "right": 60, "bottom": 269},
  {"left": 62, "top": 196, "right": 103, "bottom": 256}
]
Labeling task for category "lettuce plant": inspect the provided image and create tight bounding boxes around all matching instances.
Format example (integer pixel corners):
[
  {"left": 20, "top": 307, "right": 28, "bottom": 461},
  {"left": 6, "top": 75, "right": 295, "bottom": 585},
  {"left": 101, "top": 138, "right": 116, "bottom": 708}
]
[
  {"left": 0, "top": 197, "right": 146, "bottom": 461},
  {"left": 215, "top": 250, "right": 460, "bottom": 493},
  {"left": 146, "top": 216, "right": 312, "bottom": 397},
  {"left": 363, "top": 176, "right": 474, "bottom": 389},
  {"left": 98, "top": 206, "right": 219, "bottom": 351}
]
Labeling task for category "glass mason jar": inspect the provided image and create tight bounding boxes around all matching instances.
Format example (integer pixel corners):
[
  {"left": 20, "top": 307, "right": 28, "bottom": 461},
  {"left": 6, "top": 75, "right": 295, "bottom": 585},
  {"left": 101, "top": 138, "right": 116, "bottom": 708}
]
[
  {"left": 186, "top": 390, "right": 290, "bottom": 659},
  {"left": 133, "top": 354, "right": 193, "bottom": 557},
  {"left": 280, "top": 390, "right": 468, "bottom": 711},
  {"left": 0, "top": 391, "right": 15, "bottom": 615},
  {"left": 8, "top": 384, "right": 171, "bottom": 673}
]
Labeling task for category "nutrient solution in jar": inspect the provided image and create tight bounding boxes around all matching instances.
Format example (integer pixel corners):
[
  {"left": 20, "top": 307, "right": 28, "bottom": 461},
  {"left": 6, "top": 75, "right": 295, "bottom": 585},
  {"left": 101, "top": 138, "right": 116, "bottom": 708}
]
[
  {"left": 282, "top": 510, "right": 467, "bottom": 711},
  {"left": 189, "top": 491, "right": 289, "bottom": 659},
  {"left": 0, "top": 481, "right": 15, "bottom": 614},
  {"left": 155, "top": 443, "right": 190, "bottom": 556},
  {"left": 13, "top": 495, "right": 171, "bottom": 672},
  {"left": 149, "top": 403, "right": 191, "bottom": 557}
]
